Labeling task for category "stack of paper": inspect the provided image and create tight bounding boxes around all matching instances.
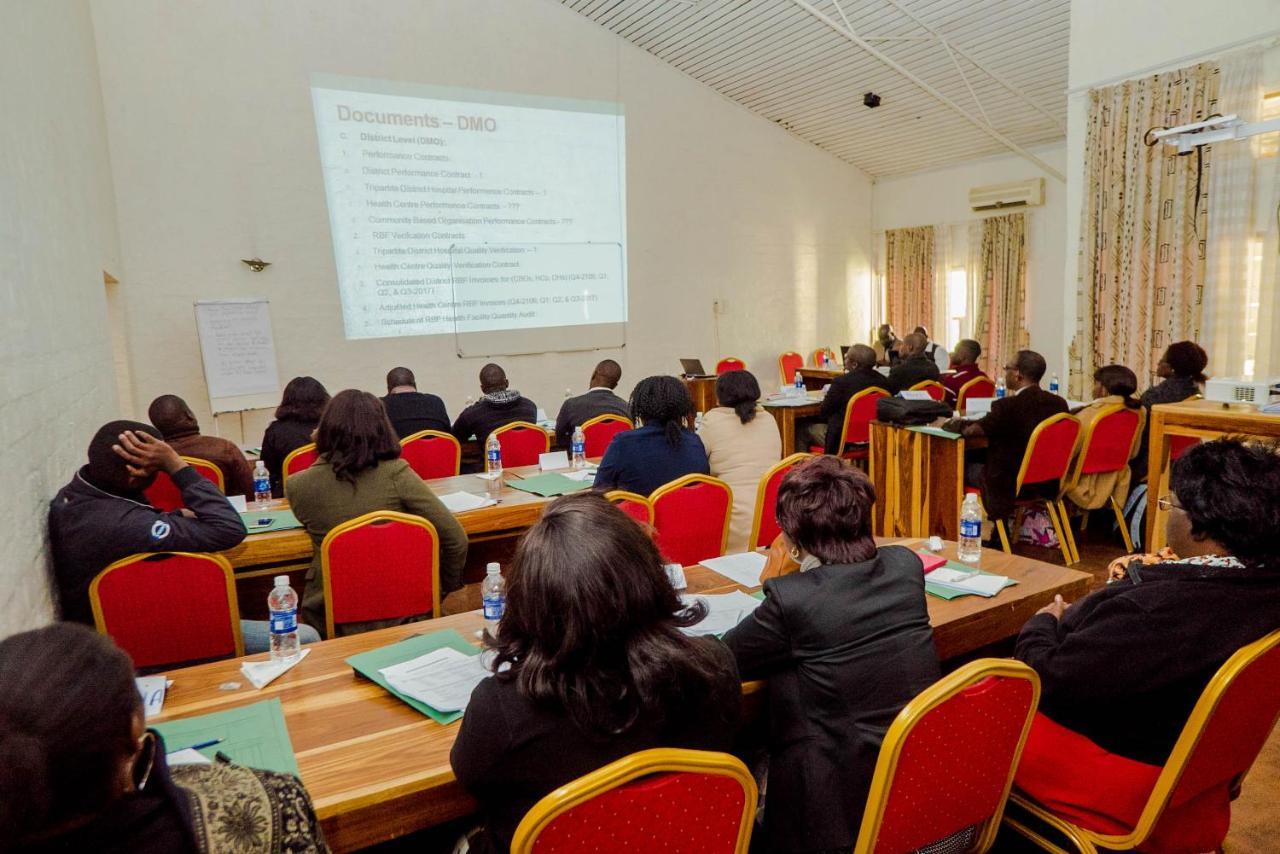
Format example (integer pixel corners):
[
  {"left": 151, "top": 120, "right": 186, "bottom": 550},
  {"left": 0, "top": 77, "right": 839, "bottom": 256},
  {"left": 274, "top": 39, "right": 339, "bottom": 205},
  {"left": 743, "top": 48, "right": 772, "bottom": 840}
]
[
  {"left": 240, "top": 648, "right": 311, "bottom": 690},
  {"left": 924, "top": 566, "right": 1014, "bottom": 598},
  {"left": 680, "top": 590, "right": 762, "bottom": 637},
  {"left": 700, "top": 552, "right": 767, "bottom": 588},
  {"left": 438, "top": 491, "right": 497, "bottom": 513},
  {"left": 562, "top": 467, "right": 597, "bottom": 482},
  {"left": 379, "top": 647, "right": 489, "bottom": 714}
]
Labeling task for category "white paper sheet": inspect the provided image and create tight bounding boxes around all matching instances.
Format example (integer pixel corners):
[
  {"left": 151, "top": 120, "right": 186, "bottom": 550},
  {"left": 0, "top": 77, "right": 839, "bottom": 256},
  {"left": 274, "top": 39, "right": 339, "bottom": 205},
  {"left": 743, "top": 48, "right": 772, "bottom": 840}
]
[
  {"left": 925, "top": 567, "right": 1011, "bottom": 597},
  {"left": 700, "top": 552, "right": 767, "bottom": 588},
  {"left": 899, "top": 390, "right": 932, "bottom": 401},
  {"left": 136, "top": 675, "right": 168, "bottom": 719},
  {"left": 240, "top": 648, "right": 311, "bottom": 690},
  {"left": 539, "top": 451, "right": 570, "bottom": 471},
  {"left": 562, "top": 467, "right": 598, "bottom": 482},
  {"left": 680, "top": 590, "right": 762, "bottom": 637},
  {"left": 438, "top": 491, "right": 497, "bottom": 513},
  {"left": 227, "top": 494, "right": 248, "bottom": 512},
  {"left": 379, "top": 647, "right": 489, "bottom": 713},
  {"left": 665, "top": 563, "right": 687, "bottom": 590},
  {"left": 166, "top": 748, "right": 213, "bottom": 766}
]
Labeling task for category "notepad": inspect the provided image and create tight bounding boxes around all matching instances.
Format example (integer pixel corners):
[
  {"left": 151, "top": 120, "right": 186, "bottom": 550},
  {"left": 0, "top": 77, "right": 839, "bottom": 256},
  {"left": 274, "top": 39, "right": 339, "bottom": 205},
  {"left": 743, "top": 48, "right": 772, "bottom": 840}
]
[
  {"left": 438, "top": 491, "right": 497, "bottom": 513},
  {"left": 924, "top": 563, "right": 1017, "bottom": 599},
  {"left": 700, "top": 552, "right": 767, "bottom": 588},
  {"left": 346, "top": 629, "right": 485, "bottom": 724},
  {"left": 151, "top": 698, "right": 299, "bottom": 776},
  {"left": 239, "top": 509, "right": 303, "bottom": 532},
  {"left": 379, "top": 647, "right": 489, "bottom": 714},
  {"left": 505, "top": 473, "right": 593, "bottom": 497},
  {"left": 913, "top": 551, "right": 948, "bottom": 573},
  {"left": 680, "top": 590, "right": 762, "bottom": 637}
]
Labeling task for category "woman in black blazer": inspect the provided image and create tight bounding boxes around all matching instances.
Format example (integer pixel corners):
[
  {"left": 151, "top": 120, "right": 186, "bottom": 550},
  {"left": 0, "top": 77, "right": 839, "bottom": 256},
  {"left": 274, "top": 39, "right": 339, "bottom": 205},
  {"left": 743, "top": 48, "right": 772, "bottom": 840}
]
[
  {"left": 260, "top": 376, "right": 329, "bottom": 497},
  {"left": 724, "top": 456, "right": 941, "bottom": 853}
]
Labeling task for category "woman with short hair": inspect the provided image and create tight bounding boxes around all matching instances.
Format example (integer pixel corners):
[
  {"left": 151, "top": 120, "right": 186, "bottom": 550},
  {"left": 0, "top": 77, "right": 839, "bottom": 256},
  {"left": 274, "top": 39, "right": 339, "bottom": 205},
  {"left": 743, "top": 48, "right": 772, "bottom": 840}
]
[
  {"left": 723, "top": 456, "right": 941, "bottom": 853},
  {"left": 287, "top": 389, "right": 467, "bottom": 637},
  {"left": 593, "top": 375, "right": 709, "bottom": 496},
  {"left": 261, "top": 375, "right": 330, "bottom": 497},
  {"left": 450, "top": 492, "right": 741, "bottom": 854},
  {"left": 0, "top": 623, "right": 327, "bottom": 853}
]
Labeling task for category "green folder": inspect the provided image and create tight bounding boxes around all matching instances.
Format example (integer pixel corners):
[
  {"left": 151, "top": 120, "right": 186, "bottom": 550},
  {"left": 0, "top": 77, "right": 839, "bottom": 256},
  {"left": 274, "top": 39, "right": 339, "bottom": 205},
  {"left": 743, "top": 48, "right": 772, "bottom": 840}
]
[
  {"left": 924, "top": 562, "right": 1018, "bottom": 600},
  {"left": 346, "top": 629, "right": 483, "bottom": 725},
  {"left": 240, "top": 508, "right": 303, "bottom": 532},
  {"left": 907, "top": 425, "right": 962, "bottom": 440},
  {"left": 505, "top": 472, "right": 593, "bottom": 497},
  {"left": 152, "top": 698, "right": 299, "bottom": 776}
]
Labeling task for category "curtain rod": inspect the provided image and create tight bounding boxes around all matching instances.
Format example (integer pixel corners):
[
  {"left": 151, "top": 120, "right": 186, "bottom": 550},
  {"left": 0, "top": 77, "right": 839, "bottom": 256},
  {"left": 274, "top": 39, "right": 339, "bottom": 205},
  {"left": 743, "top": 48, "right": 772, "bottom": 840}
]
[{"left": 1067, "top": 31, "right": 1280, "bottom": 95}]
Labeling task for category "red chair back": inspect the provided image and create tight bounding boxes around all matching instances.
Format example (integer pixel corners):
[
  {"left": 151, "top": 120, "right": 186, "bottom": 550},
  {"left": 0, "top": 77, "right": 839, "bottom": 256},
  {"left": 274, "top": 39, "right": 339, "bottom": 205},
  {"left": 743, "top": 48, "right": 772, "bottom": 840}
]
[
  {"left": 1016, "top": 414, "right": 1081, "bottom": 490},
  {"left": 957, "top": 377, "right": 997, "bottom": 413},
  {"left": 716, "top": 357, "right": 746, "bottom": 375},
  {"left": 839, "top": 387, "right": 890, "bottom": 449},
  {"left": 1169, "top": 434, "right": 1200, "bottom": 462},
  {"left": 1077, "top": 406, "right": 1143, "bottom": 476},
  {"left": 779, "top": 351, "right": 804, "bottom": 385},
  {"left": 856, "top": 660, "right": 1040, "bottom": 854},
  {"left": 581, "top": 415, "right": 633, "bottom": 458},
  {"left": 90, "top": 552, "right": 242, "bottom": 668},
  {"left": 320, "top": 511, "right": 440, "bottom": 638},
  {"left": 651, "top": 475, "right": 732, "bottom": 566},
  {"left": 909, "top": 380, "right": 946, "bottom": 401},
  {"left": 143, "top": 456, "right": 223, "bottom": 511},
  {"left": 750, "top": 453, "right": 811, "bottom": 549},
  {"left": 606, "top": 490, "right": 653, "bottom": 526},
  {"left": 492, "top": 422, "right": 550, "bottom": 468},
  {"left": 401, "top": 430, "right": 461, "bottom": 480},
  {"left": 812, "top": 347, "right": 837, "bottom": 367},
  {"left": 283, "top": 443, "right": 319, "bottom": 486}
]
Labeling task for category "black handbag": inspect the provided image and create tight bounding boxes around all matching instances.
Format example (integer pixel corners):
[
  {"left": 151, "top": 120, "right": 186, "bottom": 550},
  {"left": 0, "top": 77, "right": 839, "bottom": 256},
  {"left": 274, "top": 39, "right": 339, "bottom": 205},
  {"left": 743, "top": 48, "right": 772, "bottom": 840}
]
[{"left": 875, "top": 396, "right": 952, "bottom": 425}]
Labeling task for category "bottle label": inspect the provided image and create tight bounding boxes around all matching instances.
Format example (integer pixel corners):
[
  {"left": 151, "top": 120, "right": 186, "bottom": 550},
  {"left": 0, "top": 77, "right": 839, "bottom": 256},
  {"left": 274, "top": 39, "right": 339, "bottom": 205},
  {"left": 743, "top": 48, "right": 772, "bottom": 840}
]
[
  {"left": 482, "top": 595, "right": 505, "bottom": 620},
  {"left": 487, "top": 450, "right": 500, "bottom": 463},
  {"left": 255, "top": 476, "right": 270, "bottom": 490},
  {"left": 269, "top": 608, "right": 297, "bottom": 634},
  {"left": 960, "top": 519, "right": 981, "bottom": 538},
  {"left": 572, "top": 441, "right": 584, "bottom": 456}
]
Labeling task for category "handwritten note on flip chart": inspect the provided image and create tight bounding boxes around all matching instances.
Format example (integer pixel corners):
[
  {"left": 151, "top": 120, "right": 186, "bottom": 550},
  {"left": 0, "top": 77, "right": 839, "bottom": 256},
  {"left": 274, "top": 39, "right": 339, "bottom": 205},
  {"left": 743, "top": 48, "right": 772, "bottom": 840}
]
[{"left": 194, "top": 300, "right": 281, "bottom": 403}]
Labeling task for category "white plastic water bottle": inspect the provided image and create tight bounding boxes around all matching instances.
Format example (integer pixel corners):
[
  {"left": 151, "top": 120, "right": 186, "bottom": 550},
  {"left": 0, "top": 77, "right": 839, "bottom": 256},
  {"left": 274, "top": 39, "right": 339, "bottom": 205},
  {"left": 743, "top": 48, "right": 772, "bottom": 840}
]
[
  {"left": 794, "top": 370, "right": 804, "bottom": 393},
  {"left": 821, "top": 352, "right": 829, "bottom": 370},
  {"left": 253, "top": 461, "right": 271, "bottom": 507},
  {"left": 481, "top": 562, "right": 505, "bottom": 636},
  {"left": 995, "top": 377, "right": 1007, "bottom": 399},
  {"left": 571, "top": 426, "right": 586, "bottom": 469},
  {"left": 267, "top": 575, "right": 300, "bottom": 662},
  {"left": 958, "top": 494, "right": 983, "bottom": 565},
  {"left": 1049, "top": 374, "right": 1060, "bottom": 395},
  {"left": 485, "top": 433, "right": 503, "bottom": 497}
]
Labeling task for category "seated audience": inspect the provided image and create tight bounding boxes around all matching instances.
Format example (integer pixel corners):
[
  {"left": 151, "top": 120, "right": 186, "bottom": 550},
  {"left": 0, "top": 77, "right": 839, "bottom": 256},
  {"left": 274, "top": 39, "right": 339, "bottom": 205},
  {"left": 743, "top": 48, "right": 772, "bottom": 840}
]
[
  {"left": 288, "top": 390, "right": 468, "bottom": 637},
  {"left": 872, "top": 322, "right": 900, "bottom": 366},
  {"left": 698, "top": 370, "right": 782, "bottom": 551},
  {"left": 381, "top": 366, "right": 450, "bottom": 440},
  {"left": 261, "top": 375, "right": 329, "bottom": 497},
  {"left": 0, "top": 623, "right": 327, "bottom": 852},
  {"left": 940, "top": 338, "right": 988, "bottom": 405},
  {"left": 886, "top": 330, "right": 942, "bottom": 393},
  {"left": 944, "top": 350, "right": 1069, "bottom": 524},
  {"left": 1013, "top": 439, "right": 1280, "bottom": 847},
  {"left": 147, "top": 394, "right": 255, "bottom": 497},
  {"left": 723, "top": 457, "right": 941, "bottom": 853},
  {"left": 593, "top": 375, "right": 709, "bottom": 496},
  {"left": 554, "top": 358, "right": 629, "bottom": 448},
  {"left": 913, "top": 324, "right": 951, "bottom": 372},
  {"left": 805, "top": 344, "right": 887, "bottom": 454},
  {"left": 450, "top": 492, "right": 741, "bottom": 854},
  {"left": 1131, "top": 341, "right": 1209, "bottom": 482},
  {"left": 1064, "top": 365, "right": 1145, "bottom": 511},
  {"left": 451, "top": 363, "right": 538, "bottom": 446}
]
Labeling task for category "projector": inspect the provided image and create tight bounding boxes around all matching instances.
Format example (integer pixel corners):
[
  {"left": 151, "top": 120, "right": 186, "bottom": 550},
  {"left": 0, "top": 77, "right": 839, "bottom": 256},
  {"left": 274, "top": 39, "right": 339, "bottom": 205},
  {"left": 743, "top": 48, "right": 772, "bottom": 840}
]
[{"left": 1204, "top": 377, "right": 1280, "bottom": 406}]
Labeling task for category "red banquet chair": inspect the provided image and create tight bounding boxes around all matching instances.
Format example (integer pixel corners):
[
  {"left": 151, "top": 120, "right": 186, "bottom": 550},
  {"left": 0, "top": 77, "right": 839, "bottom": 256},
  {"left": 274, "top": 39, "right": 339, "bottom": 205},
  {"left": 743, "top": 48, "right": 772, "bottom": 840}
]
[
  {"left": 492, "top": 422, "right": 550, "bottom": 468},
  {"left": 749, "top": 453, "right": 812, "bottom": 549},
  {"left": 812, "top": 347, "right": 838, "bottom": 368},
  {"left": 985, "top": 413, "right": 1081, "bottom": 564},
  {"left": 716, "top": 357, "right": 746, "bottom": 375},
  {"left": 320, "top": 510, "right": 440, "bottom": 638},
  {"left": 580, "top": 414, "right": 633, "bottom": 458},
  {"left": 651, "top": 474, "right": 733, "bottom": 566},
  {"left": 957, "top": 376, "right": 997, "bottom": 414},
  {"left": 1063, "top": 404, "right": 1144, "bottom": 557},
  {"left": 143, "top": 456, "right": 223, "bottom": 511},
  {"left": 909, "top": 380, "right": 947, "bottom": 401},
  {"left": 853, "top": 659, "right": 1040, "bottom": 854},
  {"left": 511, "top": 748, "right": 757, "bottom": 854},
  {"left": 282, "top": 442, "right": 319, "bottom": 488},
  {"left": 90, "top": 552, "right": 243, "bottom": 669},
  {"left": 401, "top": 430, "right": 462, "bottom": 480},
  {"left": 1006, "top": 629, "right": 1280, "bottom": 854},
  {"left": 606, "top": 490, "right": 653, "bottom": 526},
  {"left": 810, "top": 387, "right": 890, "bottom": 462},
  {"left": 778, "top": 351, "right": 805, "bottom": 385}
]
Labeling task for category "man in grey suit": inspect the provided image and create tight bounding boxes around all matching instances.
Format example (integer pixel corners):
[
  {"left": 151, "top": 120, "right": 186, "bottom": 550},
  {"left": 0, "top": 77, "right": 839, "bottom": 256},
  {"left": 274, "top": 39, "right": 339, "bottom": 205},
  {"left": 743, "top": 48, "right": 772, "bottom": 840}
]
[{"left": 554, "top": 359, "right": 630, "bottom": 448}]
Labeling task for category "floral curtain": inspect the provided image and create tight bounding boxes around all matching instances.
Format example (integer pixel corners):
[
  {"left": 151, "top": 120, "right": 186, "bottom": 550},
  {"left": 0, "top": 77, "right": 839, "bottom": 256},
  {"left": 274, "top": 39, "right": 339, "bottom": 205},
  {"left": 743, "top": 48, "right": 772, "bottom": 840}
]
[
  {"left": 975, "top": 212, "right": 1028, "bottom": 375},
  {"left": 884, "top": 226, "right": 935, "bottom": 333},
  {"left": 1069, "top": 62, "right": 1219, "bottom": 396}
]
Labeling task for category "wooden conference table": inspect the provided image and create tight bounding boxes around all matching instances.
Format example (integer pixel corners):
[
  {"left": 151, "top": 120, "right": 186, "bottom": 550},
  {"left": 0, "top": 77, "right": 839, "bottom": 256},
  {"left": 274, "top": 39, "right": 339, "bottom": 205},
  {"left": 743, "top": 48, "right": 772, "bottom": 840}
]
[
  {"left": 156, "top": 539, "right": 1089, "bottom": 851},
  {"left": 761, "top": 391, "right": 823, "bottom": 451}
]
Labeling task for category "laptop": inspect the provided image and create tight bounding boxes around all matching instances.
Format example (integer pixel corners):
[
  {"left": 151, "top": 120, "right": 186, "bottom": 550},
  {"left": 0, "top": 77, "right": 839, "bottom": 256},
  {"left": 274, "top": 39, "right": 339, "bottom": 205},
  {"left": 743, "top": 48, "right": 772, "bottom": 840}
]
[
  {"left": 679, "top": 358, "right": 715, "bottom": 379},
  {"left": 839, "top": 345, "right": 851, "bottom": 362}
]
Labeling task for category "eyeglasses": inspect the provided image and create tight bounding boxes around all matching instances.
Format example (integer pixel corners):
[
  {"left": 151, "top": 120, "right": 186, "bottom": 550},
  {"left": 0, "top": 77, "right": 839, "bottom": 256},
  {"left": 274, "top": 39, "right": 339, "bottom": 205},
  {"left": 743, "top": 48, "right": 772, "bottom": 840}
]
[{"left": 1156, "top": 495, "right": 1183, "bottom": 512}]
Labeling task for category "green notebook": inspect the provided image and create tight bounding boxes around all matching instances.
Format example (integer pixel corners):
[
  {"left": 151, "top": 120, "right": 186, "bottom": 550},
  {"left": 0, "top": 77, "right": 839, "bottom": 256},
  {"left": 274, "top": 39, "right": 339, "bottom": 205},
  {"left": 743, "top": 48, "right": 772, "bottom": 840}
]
[
  {"left": 240, "top": 509, "right": 303, "bottom": 532},
  {"left": 924, "top": 562, "right": 1018, "bottom": 600},
  {"left": 346, "top": 629, "right": 483, "bottom": 725},
  {"left": 505, "top": 472, "right": 593, "bottom": 497},
  {"left": 152, "top": 698, "right": 299, "bottom": 776},
  {"left": 907, "top": 425, "right": 962, "bottom": 440}
]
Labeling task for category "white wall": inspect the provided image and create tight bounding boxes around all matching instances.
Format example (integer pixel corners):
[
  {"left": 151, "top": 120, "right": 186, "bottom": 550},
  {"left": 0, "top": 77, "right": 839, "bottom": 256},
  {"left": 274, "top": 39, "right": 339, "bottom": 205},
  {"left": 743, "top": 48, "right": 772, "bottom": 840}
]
[
  {"left": 0, "top": 0, "right": 122, "bottom": 635},
  {"left": 872, "top": 143, "right": 1068, "bottom": 372},
  {"left": 89, "top": 0, "right": 874, "bottom": 442}
]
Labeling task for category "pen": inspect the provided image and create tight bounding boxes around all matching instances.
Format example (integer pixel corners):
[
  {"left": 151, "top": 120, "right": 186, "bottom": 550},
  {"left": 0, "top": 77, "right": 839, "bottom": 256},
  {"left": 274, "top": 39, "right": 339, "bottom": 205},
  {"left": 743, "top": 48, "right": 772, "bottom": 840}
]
[{"left": 178, "top": 738, "right": 223, "bottom": 752}]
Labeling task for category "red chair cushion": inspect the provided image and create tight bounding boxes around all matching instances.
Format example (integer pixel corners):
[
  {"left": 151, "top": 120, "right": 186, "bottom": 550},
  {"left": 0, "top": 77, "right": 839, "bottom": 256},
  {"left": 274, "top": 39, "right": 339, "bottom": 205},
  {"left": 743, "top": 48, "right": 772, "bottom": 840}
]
[
  {"left": 652, "top": 481, "right": 730, "bottom": 566},
  {"left": 401, "top": 435, "right": 459, "bottom": 479},
  {"left": 780, "top": 353, "right": 804, "bottom": 383},
  {"left": 286, "top": 446, "right": 319, "bottom": 478},
  {"left": 582, "top": 420, "right": 631, "bottom": 458},
  {"left": 496, "top": 426, "right": 548, "bottom": 468},
  {"left": 1020, "top": 418, "right": 1080, "bottom": 486},
  {"left": 143, "top": 465, "right": 222, "bottom": 511},
  {"left": 715, "top": 359, "right": 745, "bottom": 375},
  {"left": 1079, "top": 408, "right": 1142, "bottom": 475},
  {"left": 326, "top": 519, "right": 437, "bottom": 624},
  {"left": 1168, "top": 435, "right": 1200, "bottom": 462},
  {"left": 530, "top": 771, "right": 746, "bottom": 854},
  {"left": 753, "top": 463, "right": 798, "bottom": 548},
  {"left": 613, "top": 499, "right": 650, "bottom": 526}
]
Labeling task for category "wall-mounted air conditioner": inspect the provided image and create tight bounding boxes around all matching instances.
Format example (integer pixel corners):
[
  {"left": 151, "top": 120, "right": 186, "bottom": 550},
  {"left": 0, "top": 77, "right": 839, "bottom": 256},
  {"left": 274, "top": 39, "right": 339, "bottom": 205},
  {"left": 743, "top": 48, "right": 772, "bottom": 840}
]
[{"left": 968, "top": 178, "right": 1044, "bottom": 212}]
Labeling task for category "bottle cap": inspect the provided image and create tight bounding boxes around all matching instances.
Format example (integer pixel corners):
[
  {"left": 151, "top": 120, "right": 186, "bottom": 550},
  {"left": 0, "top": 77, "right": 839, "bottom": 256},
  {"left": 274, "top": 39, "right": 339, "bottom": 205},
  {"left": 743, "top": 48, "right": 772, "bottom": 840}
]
[
  {"left": 486, "top": 562, "right": 500, "bottom": 574},
  {"left": 274, "top": 575, "right": 290, "bottom": 587}
]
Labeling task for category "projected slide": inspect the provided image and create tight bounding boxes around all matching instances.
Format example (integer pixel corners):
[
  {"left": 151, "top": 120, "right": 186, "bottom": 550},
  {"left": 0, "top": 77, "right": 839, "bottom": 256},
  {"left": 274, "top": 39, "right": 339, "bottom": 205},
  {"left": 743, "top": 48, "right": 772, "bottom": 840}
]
[{"left": 311, "top": 74, "right": 627, "bottom": 342}]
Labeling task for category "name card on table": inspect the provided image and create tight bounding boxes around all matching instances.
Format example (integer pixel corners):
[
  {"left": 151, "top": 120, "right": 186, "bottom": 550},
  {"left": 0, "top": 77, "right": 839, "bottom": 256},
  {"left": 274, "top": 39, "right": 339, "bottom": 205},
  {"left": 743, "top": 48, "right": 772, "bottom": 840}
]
[
  {"left": 539, "top": 451, "right": 570, "bottom": 471},
  {"left": 900, "top": 390, "right": 932, "bottom": 401}
]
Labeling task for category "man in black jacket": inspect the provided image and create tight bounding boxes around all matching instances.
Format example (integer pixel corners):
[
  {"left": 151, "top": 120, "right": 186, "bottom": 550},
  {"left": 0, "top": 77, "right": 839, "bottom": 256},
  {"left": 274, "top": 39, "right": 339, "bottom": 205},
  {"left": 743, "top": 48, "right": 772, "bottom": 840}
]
[
  {"left": 802, "top": 344, "right": 888, "bottom": 453},
  {"left": 381, "top": 366, "right": 451, "bottom": 439},
  {"left": 451, "top": 363, "right": 539, "bottom": 446},
  {"left": 553, "top": 359, "right": 629, "bottom": 448},
  {"left": 886, "top": 331, "right": 942, "bottom": 393}
]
